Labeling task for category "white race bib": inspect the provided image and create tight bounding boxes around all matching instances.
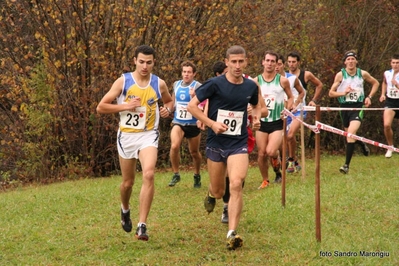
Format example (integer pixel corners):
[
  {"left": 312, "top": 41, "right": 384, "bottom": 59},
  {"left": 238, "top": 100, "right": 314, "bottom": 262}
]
[
  {"left": 216, "top": 109, "right": 244, "bottom": 135},
  {"left": 120, "top": 106, "right": 146, "bottom": 129},
  {"left": 388, "top": 87, "right": 399, "bottom": 99},
  {"left": 264, "top": 94, "right": 276, "bottom": 109},
  {"left": 345, "top": 88, "right": 361, "bottom": 102},
  {"left": 176, "top": 103, "right": 193, "bottom": 120}
]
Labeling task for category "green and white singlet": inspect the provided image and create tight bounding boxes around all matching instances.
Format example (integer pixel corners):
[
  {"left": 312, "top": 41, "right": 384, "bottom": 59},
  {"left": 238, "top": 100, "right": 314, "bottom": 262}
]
[
  {"left": 337, "top": 68, "right": 365, "bottom": 104},
  {"left": 257, "top": 73, "right": 285, "bottom": 122}
]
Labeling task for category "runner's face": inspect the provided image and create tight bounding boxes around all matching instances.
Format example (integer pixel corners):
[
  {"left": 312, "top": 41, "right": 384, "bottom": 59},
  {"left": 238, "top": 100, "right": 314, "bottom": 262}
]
[
  {"left": 182, "top": 66, "right": 195, "bottom": 83},
  {"left": 276, "top": 59, "right": 284, "bottom": 74},
  {"left": 226, "top": 53, "right": 247, "bottom": 78},
  {"left": 391, "top": 59, "right": 399, "bottom": 72},
  {"left": 287, "top": 56, "right": 299, "bottom": 72},
  {"left": 344, "top": 56, "right": 357, "bottom": 70},
  {"left": 134, "top": 53, "right": 154, "bottom": 77},
  {"left": 262, "top": 54, "right": 277, "bottom": 73}
]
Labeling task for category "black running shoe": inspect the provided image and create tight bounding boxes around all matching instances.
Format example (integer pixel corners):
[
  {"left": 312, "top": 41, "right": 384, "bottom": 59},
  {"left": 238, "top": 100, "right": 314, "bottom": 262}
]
[
  {"left": 221, "top": 205, "right": 228, "bottom": 224},
  {"left": 339, "top": 164, "right": 349, "bottom": 174},
  {"left": 193, "top": 174, "right": 201, "bottom": 188},
  {"left": 121, "top": 209, "right": 132, "bottom": 233},
  {"left": 135, "top": 224, "right": 149, "bottom": 241},
  {"left": 204, "top": 192, "right": 216, "bottom": 213},
  {"left": 274, "top": 172, "right": 282, "bottom": 183},
  {"left": 361, "top": 142, "right": 370, "bottom": 156},
  {"left": 168, "top": 173, "right": 180, "bottom": 187},
  {"left": 226, "top": 231, "right": 243, "bottom": 250}
]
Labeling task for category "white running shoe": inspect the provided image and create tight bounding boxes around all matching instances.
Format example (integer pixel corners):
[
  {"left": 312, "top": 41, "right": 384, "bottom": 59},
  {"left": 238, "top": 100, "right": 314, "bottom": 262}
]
[{"left": 385, "top": 149, "right": 393, "bottom": 158}]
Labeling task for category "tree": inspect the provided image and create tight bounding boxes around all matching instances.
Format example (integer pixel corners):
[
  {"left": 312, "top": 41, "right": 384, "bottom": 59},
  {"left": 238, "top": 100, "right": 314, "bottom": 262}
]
[{"left": 1, "top": 0, "right": 399, "bottom": 183}]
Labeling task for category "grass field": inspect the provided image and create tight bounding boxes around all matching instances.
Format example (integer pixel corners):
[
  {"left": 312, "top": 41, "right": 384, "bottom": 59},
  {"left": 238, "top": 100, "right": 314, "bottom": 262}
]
[{"left": 0, "top": 154, "right": 397, "bottom": 265}]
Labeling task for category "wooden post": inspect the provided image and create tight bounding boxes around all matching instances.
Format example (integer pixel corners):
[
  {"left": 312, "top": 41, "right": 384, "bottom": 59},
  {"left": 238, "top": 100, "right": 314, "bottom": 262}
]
[
  {"left": 315, "top": 105, "right": 321, "bottom": 242},
  {"left": 300, "top": 109, "right": 306, "bottom": 181},
  {"left": 282, "top": 117, "right": 287, "bottom": 207}
]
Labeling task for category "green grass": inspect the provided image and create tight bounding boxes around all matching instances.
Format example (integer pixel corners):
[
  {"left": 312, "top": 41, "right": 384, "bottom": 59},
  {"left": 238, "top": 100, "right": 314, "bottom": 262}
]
[{"left": 0, "top": 154, "right": 397, "bottom": 265}]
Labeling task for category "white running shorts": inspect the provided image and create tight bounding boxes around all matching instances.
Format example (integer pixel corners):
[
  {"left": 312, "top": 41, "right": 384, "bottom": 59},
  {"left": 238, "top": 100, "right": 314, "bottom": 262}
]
[{"left": 117, "top": 130, "right": 159, "bottom": 159}]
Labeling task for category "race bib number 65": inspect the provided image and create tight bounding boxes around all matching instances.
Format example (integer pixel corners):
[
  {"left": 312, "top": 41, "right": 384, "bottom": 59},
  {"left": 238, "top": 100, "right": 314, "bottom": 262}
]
[
  {"left": 345, "top": 88, "right": 360, "bottom": 102},
  {"left": 216, "top": 109, "right": 244, "bottom": 135}
]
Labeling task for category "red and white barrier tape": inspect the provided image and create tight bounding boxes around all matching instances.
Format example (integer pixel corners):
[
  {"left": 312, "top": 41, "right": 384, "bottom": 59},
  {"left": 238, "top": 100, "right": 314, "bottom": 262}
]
[
  {"left": 316, "top": 121, "right": 399, "bottom": 152},
  {"left": 303, "top": 106, "right": 399, "bottom": 111},
  {"left": 282, "top": 109, "right": 397, "bottom": 152},
  {"left": 283, "top": 109, "right": 320, "bottom": 133}
]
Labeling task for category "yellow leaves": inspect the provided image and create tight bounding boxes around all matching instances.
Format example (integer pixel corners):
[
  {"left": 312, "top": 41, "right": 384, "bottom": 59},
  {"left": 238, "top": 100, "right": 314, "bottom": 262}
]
[
  {"left": 20, "top": 103, "right": 28, "bottom": 114},
  {"left": 11, "top": 105, "right": 18, "bottom": 112},
  {"left": 34, "top": 32, "right": 41, "bottom": 39},
  {"left": 54, "top": 60, "right": 62, "bottom": 68}
]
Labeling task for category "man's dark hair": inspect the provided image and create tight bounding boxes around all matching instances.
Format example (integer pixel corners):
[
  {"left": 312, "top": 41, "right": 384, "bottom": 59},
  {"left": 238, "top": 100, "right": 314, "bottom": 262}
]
[
  {"left": 213, "top": 61, "right": 227, "bottom": 76},
  {"left": 263, "top": 50, "right": 279, "bottom": 61},
  {"left": 277, "top": 53, "right": 285, "bottom": 64},
  {"left": 226, "top": 45, "right": 246, "bottom": 58},
  {"left": 392, "top": 54, "right": 399, "bottom": 60},
  {"left": 287, "top": 51, "right": 301, "bottom": 61},
  {"left": 134, "top": 45, "right": 156, "bottom": 59},
  {"left": 181, "top": 60, "right": 197, "bottom": 73}
]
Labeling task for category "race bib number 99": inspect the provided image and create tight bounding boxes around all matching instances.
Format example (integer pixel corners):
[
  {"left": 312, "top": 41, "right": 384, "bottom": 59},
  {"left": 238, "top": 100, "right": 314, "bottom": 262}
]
[
  {"left": 120, "top": 106, "right": 146, "bottom": 129},
  {"left": 216, "top": 109, "right": 244, "bottom": 135}
]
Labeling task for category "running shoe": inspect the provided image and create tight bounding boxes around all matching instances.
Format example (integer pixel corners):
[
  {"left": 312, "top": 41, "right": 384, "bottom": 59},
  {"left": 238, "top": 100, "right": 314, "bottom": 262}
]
[
  {"left": 168, "top": 173, "right": 180, "bottom": 187},
  {"left": 193, "top": 174, "right": 201, "bottom": 188},
  {"left": 271, "top": 156, "right": 281, "bottom": 172},
  {"left": 361, "top": 142, "right": 370, "bottom": 156},
  {"left": 287, "top": 160, "right": 295, "bottom": 173},
  {"left": 295, "top": 161, "right": 302, "bottom": 173},
  {"left": 274, "top": 172, "right": 282, "bottom": 183},
  {"left": 121, "top": 209, "right": 132, "bottom": 233},
  {"left": 135, "top": 224, "right": 149, "bottom": 241},
  {"left": 204, "top": 192, "right": 216, "bottom": 213},
  {"left": 258, "top": 180, "right": 270, "bottom": 189},
  {"left": 221, "top": 205, "right": 228, "bottom": 224},
  {"left": 385, "top": 149, "right": 393, "bottom": 158},
  {"left": 226, "top": 231, "right": 243, "bottom": 250},
  {"left": 339, "top": 164, "right": 349, "bottom": 174}
]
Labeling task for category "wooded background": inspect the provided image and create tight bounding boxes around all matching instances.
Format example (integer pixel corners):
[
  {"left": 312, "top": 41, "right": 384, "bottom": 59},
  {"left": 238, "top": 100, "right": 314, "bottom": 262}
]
[{"left": 1, "top": 0, "right": 398, "bottom": 183}]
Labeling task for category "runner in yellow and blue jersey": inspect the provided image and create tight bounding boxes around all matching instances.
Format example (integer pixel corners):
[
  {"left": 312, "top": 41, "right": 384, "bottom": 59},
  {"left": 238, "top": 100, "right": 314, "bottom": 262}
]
[{"left": 97, "top": 45, "right": 173, "bottom": 241}]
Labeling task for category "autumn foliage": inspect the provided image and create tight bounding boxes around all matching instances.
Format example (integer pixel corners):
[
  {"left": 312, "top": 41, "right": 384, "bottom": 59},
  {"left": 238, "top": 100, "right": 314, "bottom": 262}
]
[{"left": 1, "top": 0, "right": 399, "bottom": 183}]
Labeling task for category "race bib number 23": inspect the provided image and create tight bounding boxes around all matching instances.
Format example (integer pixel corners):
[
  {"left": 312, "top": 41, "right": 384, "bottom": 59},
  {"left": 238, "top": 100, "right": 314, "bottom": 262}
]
[{"left": 120, "top": 107, "right": 147, "bottom": 129}]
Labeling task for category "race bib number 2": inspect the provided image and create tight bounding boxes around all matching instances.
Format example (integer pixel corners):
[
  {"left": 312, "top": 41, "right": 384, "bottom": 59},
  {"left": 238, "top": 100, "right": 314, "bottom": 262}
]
[
  {"left": 120, "top": 107, "right": 146, "bottom": 129},
  {"left": 216, "top": 109, "right": 244, "bottom": 135},
  {"left": 264, "top": 94, "right": 276, "bottom": 110}
]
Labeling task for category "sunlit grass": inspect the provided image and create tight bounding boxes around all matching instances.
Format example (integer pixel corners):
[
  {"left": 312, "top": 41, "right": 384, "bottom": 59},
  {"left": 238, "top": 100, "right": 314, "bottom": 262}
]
[{"left": 0, "top": 154, "right": 397, "bottom": 265}]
